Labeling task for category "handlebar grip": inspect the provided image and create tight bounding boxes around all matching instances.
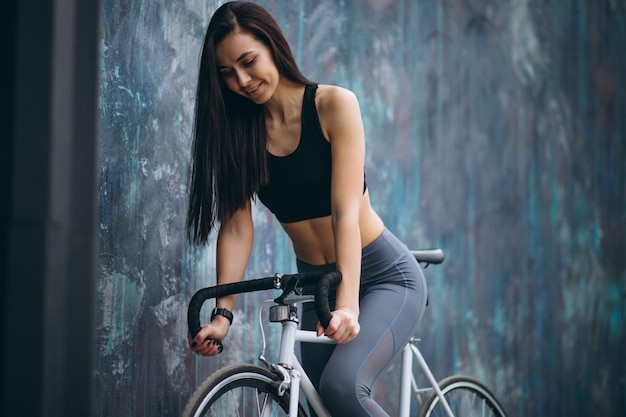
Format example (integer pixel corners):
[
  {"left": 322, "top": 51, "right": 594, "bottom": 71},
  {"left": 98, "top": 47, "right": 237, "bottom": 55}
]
[
  {"left": 188, "top": 288, "right": 212, "bottom": 338},
  {"left": 314, "top": 271, "right": 342, "bottom": 329}
]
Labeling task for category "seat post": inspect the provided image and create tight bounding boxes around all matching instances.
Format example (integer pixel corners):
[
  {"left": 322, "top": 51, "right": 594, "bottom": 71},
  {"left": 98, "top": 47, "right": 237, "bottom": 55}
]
[{"left": 399, "top": 344, "right": 413, "bottom": 417}]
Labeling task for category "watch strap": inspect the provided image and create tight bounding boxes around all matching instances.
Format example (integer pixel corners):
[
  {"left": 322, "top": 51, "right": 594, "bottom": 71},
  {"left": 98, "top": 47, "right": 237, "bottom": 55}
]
[{"left": 211, "top": 307, "right": 233, "bottom": 325}]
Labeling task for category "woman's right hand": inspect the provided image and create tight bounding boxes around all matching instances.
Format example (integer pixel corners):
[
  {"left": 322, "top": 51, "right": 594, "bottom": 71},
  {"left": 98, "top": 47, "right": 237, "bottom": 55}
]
[
  {"left": 189, "top": 203, "right": 251, "bottom": 356},
  {"left": 188, "top": 316, "right": 231, "bottom": 356}
]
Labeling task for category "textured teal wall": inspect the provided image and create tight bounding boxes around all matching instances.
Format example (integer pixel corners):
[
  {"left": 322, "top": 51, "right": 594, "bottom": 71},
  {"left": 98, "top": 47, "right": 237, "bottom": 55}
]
[{"left": 96, "top": 1, "right": 625, "bottom": 416}]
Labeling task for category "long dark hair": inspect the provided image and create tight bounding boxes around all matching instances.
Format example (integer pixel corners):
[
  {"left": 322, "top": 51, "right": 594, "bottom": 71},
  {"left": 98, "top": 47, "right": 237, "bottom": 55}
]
[{"left": 186, "top": 1, "right": 313, "bottom": 244}]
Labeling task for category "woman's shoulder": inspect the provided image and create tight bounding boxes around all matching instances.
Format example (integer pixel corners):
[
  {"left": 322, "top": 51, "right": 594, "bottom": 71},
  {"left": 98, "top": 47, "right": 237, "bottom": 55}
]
[
  {"left": 313, "top": 84, "right": 363, "bottom": 140},
  {"left": 314, "top": 84, "right": 361, "bottom": 118},
  {"left": 315, "top": 84, "right": 359, "bottom": 105}
]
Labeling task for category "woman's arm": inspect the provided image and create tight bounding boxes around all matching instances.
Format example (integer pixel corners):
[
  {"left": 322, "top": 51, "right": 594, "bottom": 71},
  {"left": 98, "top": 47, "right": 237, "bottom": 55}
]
[
  {"left": 190, "top": 201, "right": 254, "bottom": 356},
  {"left": 317, "top": 85, "right": 366, "bottom": 343}
]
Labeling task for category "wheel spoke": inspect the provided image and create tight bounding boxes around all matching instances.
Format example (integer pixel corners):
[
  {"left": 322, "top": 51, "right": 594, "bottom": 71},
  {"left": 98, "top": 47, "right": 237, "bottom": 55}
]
[
  {"left": 228, "top": 388, "right": 241, "bottom": 417},
  {"left": 257, "top": 389, "right": 273, "bottom": 417}
]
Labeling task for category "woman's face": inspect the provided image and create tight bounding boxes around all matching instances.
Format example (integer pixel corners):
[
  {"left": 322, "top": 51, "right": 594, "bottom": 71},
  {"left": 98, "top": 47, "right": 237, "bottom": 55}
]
[{"left": 215, "top": 29, "right": 279, "bottom": 104}]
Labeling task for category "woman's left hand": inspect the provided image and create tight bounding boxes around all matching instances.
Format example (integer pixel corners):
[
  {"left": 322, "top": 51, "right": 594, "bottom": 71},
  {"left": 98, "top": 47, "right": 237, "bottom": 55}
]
[{"left": 317, "top": 307, "right": 360, "bottom": 344}]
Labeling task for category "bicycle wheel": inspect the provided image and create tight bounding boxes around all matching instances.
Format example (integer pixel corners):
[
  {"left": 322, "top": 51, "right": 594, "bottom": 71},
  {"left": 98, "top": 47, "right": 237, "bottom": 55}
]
[
  {"left": 182, "top": 364, "right": 308, "bottom": 417},
  {"left": 417, "top": 375, "right": 507, "bottom": 417}
]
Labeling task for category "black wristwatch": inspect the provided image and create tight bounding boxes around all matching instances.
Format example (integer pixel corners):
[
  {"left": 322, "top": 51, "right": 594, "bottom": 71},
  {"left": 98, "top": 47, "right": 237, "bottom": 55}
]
[{"left": 211, "top": 307, "right": 234, "bottom": 325}]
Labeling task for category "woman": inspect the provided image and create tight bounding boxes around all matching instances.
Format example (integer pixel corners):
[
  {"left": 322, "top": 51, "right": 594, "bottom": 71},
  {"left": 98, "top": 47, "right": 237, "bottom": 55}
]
[{"left": 186, "top": 2, "right": 427, "bottom": 416}]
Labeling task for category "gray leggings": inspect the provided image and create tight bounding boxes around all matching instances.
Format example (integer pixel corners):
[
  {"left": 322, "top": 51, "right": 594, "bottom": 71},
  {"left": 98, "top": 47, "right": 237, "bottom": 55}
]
[{"left": 298, "top": 228, "right": 428, "bottom": 417}]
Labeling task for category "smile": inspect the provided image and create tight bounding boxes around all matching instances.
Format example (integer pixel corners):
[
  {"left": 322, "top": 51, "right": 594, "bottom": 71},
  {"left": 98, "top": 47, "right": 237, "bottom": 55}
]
[{"left": 245, "top": 83, "right": 262, "bottom": 95}]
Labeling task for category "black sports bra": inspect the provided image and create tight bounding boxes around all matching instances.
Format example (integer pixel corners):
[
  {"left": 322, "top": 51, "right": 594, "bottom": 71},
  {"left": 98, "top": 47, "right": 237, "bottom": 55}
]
[{"left": 257, "top": 84, "right": 366, "bottom": 223}]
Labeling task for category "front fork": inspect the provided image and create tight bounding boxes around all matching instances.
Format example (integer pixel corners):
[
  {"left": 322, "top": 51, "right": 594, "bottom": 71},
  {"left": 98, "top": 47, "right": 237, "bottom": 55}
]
[{"left": 288, "top": 369, "right": 301, "bottom": 416}]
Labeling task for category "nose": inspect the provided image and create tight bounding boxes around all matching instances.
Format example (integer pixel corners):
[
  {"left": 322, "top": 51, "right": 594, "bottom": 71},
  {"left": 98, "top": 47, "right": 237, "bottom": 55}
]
[{"left": 236, "top": 70, "right": 251, "bottom": 88}]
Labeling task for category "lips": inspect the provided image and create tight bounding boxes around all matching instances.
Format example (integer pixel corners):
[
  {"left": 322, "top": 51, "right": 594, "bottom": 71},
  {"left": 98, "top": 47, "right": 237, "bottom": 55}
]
[{"left": 245, "top": 83, "right": 262, "bottom": 96}]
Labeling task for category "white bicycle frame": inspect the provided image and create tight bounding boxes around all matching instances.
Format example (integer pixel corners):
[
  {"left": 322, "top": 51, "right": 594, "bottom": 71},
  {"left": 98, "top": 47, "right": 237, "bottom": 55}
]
[{"left": 260, "top": 295, "right": 456, "bottom": 417}]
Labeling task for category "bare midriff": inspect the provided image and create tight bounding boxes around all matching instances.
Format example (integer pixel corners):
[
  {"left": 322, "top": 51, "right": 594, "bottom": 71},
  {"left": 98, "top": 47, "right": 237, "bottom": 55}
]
[{"left": 280, "top": 190, "right": 384, "bottom": 265}]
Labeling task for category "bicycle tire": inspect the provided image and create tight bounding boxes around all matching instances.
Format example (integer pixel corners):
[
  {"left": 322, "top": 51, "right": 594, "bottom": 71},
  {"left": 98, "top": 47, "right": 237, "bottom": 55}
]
[
  {"left": 416, "top": 375, "right": 507, "bottom": 417},
  {"left": 182, "top": 364, "right": 308, "bottom": 417}
]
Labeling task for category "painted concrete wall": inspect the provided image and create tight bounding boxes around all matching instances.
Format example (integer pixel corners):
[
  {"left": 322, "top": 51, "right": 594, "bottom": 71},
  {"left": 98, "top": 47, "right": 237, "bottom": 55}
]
[{"left": 96, "top": 1, "right": 625, "bottom": 416}]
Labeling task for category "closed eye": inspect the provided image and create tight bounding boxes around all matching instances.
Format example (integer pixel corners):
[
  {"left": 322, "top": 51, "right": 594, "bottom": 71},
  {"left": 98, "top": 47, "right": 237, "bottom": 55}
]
[{"left": 218, "top": 54, "right": 255, "bottom": 78}]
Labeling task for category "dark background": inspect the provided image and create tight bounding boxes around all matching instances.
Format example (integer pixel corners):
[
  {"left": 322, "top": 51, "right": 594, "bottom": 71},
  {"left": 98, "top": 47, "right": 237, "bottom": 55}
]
[{"left": 2, "top": 0, "right": 100, "bottom": 416}]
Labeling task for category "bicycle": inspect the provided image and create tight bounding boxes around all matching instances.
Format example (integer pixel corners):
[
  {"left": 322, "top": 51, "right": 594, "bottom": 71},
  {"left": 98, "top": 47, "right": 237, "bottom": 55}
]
[{"left": 183, "top": 249, "right": 507, "bottom": 417}]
